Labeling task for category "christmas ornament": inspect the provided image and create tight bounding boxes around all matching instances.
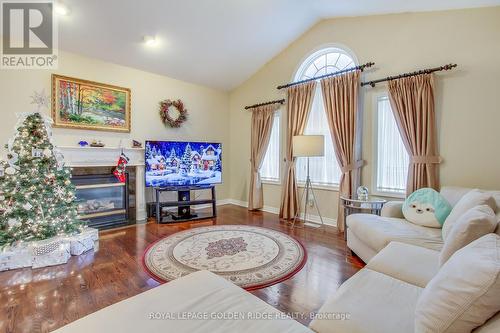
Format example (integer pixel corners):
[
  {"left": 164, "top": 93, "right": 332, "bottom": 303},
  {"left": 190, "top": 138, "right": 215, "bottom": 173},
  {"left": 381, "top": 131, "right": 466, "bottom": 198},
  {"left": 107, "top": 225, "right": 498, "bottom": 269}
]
[
  {"left": 31, "top": 148, "right": 44, "bottom": 158},
  {"left": 7, "top": 218, "right": 20, "bottom": 228},
  {"left": 113, "top": 153, "right": 129, "bottom": 182},
  {"left": 29, "top": 89, "right": 51, "bottom": 111},
  {"left": 43, "top": 148, "right": 52, "bottom": 158},
  {"left": 5, "top": 167, "right": 16, "bottom": 175},
  {"left": 159, "top": 99, "right": 188, "bottom": 128}
]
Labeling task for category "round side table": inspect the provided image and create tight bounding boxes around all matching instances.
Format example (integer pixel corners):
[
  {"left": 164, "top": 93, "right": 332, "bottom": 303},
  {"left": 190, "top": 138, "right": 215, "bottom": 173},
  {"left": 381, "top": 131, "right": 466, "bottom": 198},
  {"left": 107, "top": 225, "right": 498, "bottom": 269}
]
[{"left": 340, "top": 196, "right": 387, "bottom": 240}]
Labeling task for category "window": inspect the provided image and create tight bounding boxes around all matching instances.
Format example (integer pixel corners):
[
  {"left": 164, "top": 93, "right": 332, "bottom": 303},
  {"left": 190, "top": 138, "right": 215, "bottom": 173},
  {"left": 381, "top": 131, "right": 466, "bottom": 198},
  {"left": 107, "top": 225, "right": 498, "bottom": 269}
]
[
  {"left": 295, "top": 47, "right": 355, "bottom": 187},
  {"left": 375, "top": 96, "right": 409, "bottom": 194},
  {"left": 260, "top": 111, "right": 280, "bottom": 182}
]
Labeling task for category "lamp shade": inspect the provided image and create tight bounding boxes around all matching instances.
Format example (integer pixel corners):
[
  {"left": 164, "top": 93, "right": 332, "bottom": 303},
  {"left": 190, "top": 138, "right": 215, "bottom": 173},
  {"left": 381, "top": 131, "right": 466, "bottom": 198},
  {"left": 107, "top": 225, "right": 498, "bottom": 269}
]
[{"left": 293, "top": 135, "right": 324, "bottom": 157}]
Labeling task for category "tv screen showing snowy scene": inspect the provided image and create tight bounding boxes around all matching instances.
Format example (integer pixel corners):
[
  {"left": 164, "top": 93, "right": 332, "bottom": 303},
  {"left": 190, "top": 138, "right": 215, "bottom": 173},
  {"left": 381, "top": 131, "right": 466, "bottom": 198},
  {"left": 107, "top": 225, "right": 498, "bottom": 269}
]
[{"left": 145, "top": 141, "right": 222, "bottom": 187}]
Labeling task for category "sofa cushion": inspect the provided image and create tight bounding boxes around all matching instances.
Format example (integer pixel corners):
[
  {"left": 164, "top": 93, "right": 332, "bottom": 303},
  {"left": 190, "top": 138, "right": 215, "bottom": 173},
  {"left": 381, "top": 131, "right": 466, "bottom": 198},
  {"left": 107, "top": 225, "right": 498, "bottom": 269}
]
[
  {"left": 310, "top": 268, "right": 422, "bottom": 333},
  {"left": 415, "top": 234, "right": 500, "bottom": 333},
  {"left": 474, "top": 312, "right": 500, "bottom": 333},
  {"left": 54, "top": 270, "right": 312, "bottom": 333},
  {"left": 403, "top": 188, "right": 452, "bottom": 228},
  {"left": 439, "top": 205, "right": 497, "bottom": 266},
  {"left": 347, "top": 214, "right": 444, "bottom": 253},
  {"left": 442, "top": 190, "right": 497, "bottom": 240},
  {"left": 367, "top": 241, "right": 440, "bottom": 288}
]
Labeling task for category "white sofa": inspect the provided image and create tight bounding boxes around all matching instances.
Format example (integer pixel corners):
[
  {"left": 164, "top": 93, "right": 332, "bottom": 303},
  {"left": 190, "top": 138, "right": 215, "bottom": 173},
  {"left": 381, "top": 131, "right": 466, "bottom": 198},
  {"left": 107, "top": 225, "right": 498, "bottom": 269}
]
[
  {"left": 55, "top": 237, "right": 500, "bottom": 333},
  {"left": 55, "top": 186, "right": 500, "bottom": 333},
  {"left": 310, "top": 238, "right": 500, "bottom": 333},
  {"left": 346, "top": 187, "right": 500, "bottom": 263},
  {"left": 54, "top": 269, "right": 313, "bottom": 333}
]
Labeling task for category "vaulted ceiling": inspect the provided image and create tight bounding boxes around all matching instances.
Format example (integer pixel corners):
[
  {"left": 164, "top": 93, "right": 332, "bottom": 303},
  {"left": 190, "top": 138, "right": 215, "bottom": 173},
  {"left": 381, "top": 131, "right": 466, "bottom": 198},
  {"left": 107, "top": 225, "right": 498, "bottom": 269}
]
[{"left": 59, "top": 0, "right": 500, "bottom": 90}]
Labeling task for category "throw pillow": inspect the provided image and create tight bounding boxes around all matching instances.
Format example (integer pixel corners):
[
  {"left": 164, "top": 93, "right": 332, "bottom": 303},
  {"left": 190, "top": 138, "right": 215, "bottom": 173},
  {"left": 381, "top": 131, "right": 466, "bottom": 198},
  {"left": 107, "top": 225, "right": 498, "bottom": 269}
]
[
  {"left": 403, "top": 188, "right": 452, "bottom": 228},
  {"left": 439, "top": 205, "right": 497, "bottom": 266},
  {"left": 415, "top": 234, "right": 500, "bottom": 333},
  {"left": 442, "top": 189, "right": 497, "bottom": 240}
]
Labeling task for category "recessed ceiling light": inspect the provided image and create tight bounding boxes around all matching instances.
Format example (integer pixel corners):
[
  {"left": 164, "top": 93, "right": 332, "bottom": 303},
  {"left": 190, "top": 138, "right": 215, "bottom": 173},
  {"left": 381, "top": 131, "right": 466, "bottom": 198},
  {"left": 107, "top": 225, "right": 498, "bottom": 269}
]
[
  {"left": 143, "top": 35, "right": 158, "bottom": 47},
  {"left": 55, "top": 3, "right": 70, "bottom": 16}
]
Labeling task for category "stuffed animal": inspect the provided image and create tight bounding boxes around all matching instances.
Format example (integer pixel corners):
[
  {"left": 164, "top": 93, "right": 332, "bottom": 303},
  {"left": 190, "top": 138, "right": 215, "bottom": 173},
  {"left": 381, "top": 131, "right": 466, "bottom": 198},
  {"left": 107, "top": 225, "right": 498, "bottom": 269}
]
[{"left": 403, "top": 188, "right": 452, "bottom": 228}]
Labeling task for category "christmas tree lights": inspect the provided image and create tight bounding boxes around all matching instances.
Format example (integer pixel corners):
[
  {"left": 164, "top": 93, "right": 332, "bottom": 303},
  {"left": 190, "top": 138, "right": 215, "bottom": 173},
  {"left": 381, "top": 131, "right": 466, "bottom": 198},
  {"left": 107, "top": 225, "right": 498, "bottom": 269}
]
[{"left": 0, "top": 112, "right": 85, "bottom": 246}]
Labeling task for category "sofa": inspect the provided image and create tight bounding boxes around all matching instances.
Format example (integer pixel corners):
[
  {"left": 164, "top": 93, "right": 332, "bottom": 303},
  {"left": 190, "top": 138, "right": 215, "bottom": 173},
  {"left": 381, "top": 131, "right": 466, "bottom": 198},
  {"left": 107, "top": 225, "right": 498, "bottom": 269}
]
[
  {"left": 55, "top": 186, "right": 500, "bottom": 333},
  {"left": 346, "top": 187, "right": 500, "bottom": 263},
  {"left": 54, "top": 269, "right": 314, "bottom": 333},
  {"left": 310, "top": 236, "right": 500, "bottom": 333},
  {"left": 55, "top": 235, "right": 500, "bottom": 333}
]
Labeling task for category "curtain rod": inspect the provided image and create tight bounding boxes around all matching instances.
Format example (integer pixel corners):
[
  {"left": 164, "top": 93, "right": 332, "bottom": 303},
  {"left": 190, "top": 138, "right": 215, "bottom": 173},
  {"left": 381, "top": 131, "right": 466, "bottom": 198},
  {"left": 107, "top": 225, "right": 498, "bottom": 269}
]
[
  {"left": 244, "top": 99, "right": 285, "bottom": 110},
  {"left": 276, "top": 62, "right": 375, "bottom": 90},
  {"left": 361, "top": 63, "right": 457, "bottom": 87}
]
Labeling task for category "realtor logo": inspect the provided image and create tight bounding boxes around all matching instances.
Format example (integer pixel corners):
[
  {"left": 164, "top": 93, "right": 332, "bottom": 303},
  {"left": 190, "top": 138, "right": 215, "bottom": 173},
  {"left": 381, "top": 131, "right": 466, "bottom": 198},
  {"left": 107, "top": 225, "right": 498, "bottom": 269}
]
[{"left": 1, "top": 0, "right": 58, "bottom": 69}]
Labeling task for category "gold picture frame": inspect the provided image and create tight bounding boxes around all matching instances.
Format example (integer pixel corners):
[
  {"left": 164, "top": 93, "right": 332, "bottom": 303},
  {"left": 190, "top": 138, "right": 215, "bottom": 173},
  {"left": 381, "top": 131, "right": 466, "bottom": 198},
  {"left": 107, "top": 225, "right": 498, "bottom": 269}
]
[{"left": 52, "top": 74, "right": 131, "bottom": 132}]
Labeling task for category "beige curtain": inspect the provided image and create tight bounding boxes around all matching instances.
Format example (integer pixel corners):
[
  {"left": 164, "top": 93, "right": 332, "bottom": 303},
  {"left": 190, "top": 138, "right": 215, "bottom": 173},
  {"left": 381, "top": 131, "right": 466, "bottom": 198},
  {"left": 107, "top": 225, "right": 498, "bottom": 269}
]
[
  {"left": 321, "top": 70, "right": 363, "bottom": 232},
  {"left": 279, "top": 81, "right": 317, "bottom": 220},
  {"left": 388, "top": 73, "right": 440, "bottom": 196},
  {"left": 248, "top": 104, "right": 280, "bottom": 210}
]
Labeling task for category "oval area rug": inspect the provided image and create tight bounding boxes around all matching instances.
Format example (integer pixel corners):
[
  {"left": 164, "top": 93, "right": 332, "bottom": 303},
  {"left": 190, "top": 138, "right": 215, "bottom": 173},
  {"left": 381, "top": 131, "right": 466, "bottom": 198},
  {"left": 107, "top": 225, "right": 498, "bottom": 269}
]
[{"left": 142, "top": 225, "right": 307, "bottom": 290}]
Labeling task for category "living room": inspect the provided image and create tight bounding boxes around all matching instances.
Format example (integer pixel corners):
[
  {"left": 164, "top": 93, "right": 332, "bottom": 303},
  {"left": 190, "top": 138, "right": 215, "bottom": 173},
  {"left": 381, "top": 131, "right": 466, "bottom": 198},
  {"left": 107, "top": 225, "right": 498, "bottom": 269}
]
[{"left": 0, "top": 1, "right": 499, "bottom": 332}]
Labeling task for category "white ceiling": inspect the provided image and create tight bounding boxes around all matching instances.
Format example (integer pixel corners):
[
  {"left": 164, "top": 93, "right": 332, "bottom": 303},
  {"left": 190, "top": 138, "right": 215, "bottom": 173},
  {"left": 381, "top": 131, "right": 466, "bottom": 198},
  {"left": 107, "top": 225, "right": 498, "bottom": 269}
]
[{"left": 59, "top": 0, "right": 500, "bottom": 91}]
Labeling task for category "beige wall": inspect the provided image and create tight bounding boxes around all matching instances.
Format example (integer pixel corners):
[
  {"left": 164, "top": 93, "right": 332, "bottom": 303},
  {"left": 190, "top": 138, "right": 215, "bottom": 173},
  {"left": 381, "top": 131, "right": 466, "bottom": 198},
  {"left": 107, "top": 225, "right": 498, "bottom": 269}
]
[
  {"left": 0, "top": 50, "right": 231, "bottom": 199},
  {"left": 229, "top": 6, "right": 500, "bottom": 224}
]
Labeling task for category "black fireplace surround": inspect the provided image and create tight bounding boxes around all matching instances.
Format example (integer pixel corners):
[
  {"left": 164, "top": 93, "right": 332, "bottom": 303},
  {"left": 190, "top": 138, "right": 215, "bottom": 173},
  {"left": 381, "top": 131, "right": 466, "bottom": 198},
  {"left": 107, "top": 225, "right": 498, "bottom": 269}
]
[{"left": 72, "top": 173, "right": 130, "bottom": 230}]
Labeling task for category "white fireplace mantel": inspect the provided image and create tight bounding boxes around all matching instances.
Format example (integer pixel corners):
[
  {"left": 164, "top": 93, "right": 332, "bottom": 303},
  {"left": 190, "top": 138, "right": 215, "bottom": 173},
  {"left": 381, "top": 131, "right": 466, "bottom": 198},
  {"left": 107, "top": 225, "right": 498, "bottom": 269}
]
[{"left": 57, "top": 146, "right": 147, "bottom": 221}]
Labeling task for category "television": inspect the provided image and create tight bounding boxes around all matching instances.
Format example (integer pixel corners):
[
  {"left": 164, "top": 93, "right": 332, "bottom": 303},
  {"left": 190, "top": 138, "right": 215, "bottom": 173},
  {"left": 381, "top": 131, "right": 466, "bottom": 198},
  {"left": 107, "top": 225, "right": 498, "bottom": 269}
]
[{"left": 145, "top": 140, "right": 222, "bottom": 187}]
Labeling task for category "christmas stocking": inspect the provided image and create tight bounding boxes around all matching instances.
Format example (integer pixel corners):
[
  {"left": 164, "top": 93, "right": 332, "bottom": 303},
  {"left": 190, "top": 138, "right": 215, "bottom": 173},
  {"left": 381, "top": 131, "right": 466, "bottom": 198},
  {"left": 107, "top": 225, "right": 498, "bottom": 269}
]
[{"left": 113, "top": 153, "right": 129, "bottom": 182}]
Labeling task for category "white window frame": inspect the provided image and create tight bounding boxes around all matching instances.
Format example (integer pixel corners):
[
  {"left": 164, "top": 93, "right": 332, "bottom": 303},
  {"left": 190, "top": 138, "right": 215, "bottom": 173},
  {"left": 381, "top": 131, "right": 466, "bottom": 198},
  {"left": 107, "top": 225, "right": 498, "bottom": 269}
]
[
  {"left": 372, "top": 93, "right": 407, "bottom": 198},
  {"left": 260, "top": 110, "right": 282, "bottom": 185},
  {"left": 293, "top": 44, "right": 357, "bottom": 191}
]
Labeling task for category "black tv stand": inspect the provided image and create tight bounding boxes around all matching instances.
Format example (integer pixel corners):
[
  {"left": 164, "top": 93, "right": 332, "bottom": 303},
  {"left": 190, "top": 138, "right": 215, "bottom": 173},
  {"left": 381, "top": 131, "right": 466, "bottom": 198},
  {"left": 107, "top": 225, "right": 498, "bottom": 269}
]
[{"left": 153, "top": 185, "right": 217, "bottom": 224}]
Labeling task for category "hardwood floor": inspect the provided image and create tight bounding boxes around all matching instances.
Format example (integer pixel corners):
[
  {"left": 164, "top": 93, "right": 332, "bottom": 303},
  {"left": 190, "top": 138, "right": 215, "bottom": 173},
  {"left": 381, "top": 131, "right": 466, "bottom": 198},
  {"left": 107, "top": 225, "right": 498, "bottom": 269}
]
[{"left": 0, "top": 205, "right": 364, "bottom": 333}]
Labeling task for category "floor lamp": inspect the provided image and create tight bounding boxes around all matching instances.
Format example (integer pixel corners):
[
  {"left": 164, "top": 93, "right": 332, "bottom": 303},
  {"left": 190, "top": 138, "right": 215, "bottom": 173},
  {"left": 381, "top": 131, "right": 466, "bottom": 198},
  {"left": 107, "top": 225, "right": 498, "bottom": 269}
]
[{"left": 292, "top": 135, "right": 325, "bottom": 228}]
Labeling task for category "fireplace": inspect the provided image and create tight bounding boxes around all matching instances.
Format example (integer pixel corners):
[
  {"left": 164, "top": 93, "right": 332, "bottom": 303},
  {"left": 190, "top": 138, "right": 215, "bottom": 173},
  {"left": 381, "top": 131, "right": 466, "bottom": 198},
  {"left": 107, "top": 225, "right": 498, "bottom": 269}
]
[
  {"left": 72, "top": 173, "right": 130, "bottom": 230},
  {"left": 57, "top": 146, "right": 147, "bottom": 223}
]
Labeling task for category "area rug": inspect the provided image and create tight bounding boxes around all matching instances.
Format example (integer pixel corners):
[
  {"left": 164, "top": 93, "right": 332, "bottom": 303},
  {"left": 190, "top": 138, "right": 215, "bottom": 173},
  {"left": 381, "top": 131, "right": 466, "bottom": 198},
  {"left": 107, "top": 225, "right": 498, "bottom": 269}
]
[{"left": 142, "top": 225, "right": 307, "bottom": 290}]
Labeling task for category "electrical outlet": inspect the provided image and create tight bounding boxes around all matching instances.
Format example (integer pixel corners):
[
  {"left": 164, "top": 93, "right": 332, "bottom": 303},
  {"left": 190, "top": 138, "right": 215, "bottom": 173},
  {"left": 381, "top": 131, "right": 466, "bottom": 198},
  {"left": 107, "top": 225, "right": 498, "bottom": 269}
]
[{"left": 308, "top": 198, "right": 315, "bottom": 207}]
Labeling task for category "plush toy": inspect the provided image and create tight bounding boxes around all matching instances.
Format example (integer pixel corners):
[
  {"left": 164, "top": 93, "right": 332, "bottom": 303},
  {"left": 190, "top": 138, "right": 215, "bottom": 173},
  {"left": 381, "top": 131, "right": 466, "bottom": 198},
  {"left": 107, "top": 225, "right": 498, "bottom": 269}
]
[{"left": 403, "top": 188, "right": 452, "bottom": 228}]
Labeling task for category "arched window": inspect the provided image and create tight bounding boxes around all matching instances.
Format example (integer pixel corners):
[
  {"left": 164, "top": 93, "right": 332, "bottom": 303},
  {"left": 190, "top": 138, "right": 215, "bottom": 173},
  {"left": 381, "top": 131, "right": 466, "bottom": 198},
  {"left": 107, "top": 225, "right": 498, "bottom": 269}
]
[{"left": 295, "top": 47, "right": 357, "bottom": 187}]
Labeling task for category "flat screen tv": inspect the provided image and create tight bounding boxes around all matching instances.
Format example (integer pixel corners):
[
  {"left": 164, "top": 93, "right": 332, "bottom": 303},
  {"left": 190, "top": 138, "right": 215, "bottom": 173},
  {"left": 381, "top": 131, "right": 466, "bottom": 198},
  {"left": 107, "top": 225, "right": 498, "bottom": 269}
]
[{"left": 145, "top": 140, "right": 222, "bottom": 187}]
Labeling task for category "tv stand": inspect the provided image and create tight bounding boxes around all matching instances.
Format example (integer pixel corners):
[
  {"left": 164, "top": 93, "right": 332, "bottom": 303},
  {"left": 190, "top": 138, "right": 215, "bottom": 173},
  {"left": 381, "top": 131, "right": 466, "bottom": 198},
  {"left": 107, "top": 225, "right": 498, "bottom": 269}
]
[{"left": 153, "top": 185, "right": 217, "bottom": 223}]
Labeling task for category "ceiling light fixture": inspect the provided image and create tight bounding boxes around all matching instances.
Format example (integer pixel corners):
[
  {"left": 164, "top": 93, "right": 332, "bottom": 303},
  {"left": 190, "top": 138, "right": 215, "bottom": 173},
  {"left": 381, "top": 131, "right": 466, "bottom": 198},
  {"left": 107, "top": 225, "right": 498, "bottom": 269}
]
[
  {"left": 143, "top": 35, "right": 158, "bottom": 47},
  {"left": 55, "top": 3, "right": 70, "bottom": 16}
]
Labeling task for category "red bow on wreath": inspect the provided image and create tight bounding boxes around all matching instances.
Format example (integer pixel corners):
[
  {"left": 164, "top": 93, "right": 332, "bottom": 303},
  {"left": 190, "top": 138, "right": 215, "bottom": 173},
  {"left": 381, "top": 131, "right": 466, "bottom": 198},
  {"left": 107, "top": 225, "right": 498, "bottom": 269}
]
[{"left": 159, "top": 99, "right": 188, "bottom": 128}]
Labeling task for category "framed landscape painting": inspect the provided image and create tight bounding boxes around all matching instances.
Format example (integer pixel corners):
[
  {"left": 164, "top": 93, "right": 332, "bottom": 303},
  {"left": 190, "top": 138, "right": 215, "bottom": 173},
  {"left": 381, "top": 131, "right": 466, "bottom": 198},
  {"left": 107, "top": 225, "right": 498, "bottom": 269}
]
[{"left": 52, "top": 74, "right": 131, "bottom": 132}]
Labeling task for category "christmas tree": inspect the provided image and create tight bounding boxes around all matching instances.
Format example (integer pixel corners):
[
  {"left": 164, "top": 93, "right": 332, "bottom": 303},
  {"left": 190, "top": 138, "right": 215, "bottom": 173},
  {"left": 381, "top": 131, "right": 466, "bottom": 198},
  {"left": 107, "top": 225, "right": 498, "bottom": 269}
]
[
  {"left": 180, "top": 143, "right": 192, "bottom": 173},
  {"left": 0, "top": 112, "right": 84, "bottom": 246},
  {"left": 169, "top": 148, "right": 176, "bottom": 160},
  {"left": 215, "top": 144, "right": 222, "bottom": 171}
]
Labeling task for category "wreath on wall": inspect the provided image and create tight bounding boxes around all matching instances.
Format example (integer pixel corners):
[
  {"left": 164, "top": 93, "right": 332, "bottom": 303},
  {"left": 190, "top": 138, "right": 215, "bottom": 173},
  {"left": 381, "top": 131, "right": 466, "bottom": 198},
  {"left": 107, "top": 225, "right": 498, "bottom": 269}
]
[{"left": 159, "top": 99, "right": 188, "bottom": 128}]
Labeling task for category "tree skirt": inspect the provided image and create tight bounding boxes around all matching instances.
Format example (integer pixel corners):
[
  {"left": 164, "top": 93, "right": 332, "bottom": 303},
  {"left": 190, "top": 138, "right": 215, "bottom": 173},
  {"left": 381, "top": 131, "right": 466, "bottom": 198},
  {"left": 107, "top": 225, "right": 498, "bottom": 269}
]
[{"left": 142, "top": 225, "right": 307, "bottom": 290}]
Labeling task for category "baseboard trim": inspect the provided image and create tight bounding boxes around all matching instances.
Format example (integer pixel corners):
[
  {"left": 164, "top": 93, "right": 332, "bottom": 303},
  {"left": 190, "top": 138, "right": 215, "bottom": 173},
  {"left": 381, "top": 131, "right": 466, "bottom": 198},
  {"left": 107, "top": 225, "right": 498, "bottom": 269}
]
[
  {"left": 223, "top": 199, "right": 337, "bottom": 227},
  {"left": 191, "top": 199, "right": 231, "bottom": 211}
]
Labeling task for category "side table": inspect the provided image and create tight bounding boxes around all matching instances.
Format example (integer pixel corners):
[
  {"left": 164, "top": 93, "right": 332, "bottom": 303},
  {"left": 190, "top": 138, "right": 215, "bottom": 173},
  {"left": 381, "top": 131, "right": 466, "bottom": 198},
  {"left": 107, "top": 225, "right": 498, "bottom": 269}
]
[{"left": 340, "top": 196, "right": 387, "bottom": 240}]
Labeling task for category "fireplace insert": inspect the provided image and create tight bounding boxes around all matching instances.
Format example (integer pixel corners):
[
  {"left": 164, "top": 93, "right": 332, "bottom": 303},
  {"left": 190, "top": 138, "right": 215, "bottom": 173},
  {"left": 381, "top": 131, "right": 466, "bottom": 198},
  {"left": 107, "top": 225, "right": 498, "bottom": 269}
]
[{"left": 72, "top": 173, "right": 130, "bottom": 230}]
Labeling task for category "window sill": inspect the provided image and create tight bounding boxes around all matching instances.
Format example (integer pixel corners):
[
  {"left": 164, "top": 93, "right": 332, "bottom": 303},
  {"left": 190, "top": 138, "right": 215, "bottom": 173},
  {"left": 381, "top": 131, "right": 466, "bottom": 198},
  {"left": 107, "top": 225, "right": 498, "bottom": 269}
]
[
  {"left": 297, "top": 182, "right": 340, "bottom": 192},
  {"left": 372, "top": 189, "right": 406, "bottom": 199},
  {"left": 262, "top": 179, "right": 281, "bottom": 186}
]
